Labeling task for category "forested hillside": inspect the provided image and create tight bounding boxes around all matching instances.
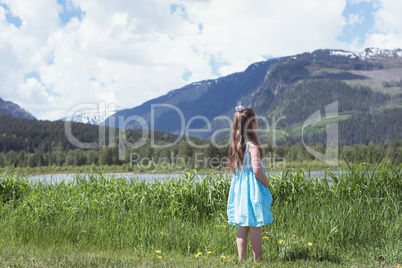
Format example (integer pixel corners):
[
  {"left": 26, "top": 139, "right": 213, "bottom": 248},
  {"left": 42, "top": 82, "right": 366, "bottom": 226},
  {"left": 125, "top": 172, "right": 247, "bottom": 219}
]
[
  {"left": 0, "top": 114, "right": 187, "bottom": 167},
  {"left": 253, "top": 49, "right": 402, "bottom": 145}
]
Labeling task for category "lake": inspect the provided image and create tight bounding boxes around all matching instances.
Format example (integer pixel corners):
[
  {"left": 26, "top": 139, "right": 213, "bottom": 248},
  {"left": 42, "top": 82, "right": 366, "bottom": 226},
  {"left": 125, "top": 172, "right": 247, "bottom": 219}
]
[{"left": 27, "top": 170, "right": 344, "bottom": 184}]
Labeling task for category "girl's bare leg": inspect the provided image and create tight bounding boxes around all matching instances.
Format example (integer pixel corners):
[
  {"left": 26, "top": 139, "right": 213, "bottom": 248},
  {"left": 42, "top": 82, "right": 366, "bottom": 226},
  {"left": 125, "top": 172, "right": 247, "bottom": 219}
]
[
  {"left": 249, "top": 226, "right": 262, "bottom": 262},
  {"left": 236, "top": 226, "right": 249, "bottom": 260}
]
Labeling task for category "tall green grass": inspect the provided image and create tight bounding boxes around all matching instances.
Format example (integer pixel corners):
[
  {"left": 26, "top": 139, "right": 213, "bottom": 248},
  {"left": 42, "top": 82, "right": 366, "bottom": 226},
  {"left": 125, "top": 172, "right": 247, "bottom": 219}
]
[{"left": 0, "top": 161, "right": 401, "bottom": 266}]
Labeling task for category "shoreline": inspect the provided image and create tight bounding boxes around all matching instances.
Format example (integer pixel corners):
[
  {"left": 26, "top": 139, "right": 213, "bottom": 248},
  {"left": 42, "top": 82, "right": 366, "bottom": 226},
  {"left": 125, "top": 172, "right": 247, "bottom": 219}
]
[
  {"left": 2, "top": 167, "right": 344, "bottom": 177},
  {"left": 1, "top": 161, "right": 353, "bottom": 177}
]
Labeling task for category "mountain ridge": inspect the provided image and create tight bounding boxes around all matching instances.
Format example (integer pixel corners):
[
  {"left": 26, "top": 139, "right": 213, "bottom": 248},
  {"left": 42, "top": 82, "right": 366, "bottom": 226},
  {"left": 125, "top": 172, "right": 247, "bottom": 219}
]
[
  {"left": 105, "top": 57, "right": 279, "bottom": 133},
  {"left": 105, "top": 47, "right": 402, "bottom": 145}
]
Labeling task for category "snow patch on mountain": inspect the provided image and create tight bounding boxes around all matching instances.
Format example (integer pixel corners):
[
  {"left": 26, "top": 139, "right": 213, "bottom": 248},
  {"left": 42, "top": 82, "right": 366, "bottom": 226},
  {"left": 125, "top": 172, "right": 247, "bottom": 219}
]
[
  {"left": 330, "top": 51, "right": 356, "bottom": 58},
  {"left": 62, "top": 104, "right": 121, "bottom": 125},
  {"left": 330, "top": 48, "right": 402, "bottom": 59}
]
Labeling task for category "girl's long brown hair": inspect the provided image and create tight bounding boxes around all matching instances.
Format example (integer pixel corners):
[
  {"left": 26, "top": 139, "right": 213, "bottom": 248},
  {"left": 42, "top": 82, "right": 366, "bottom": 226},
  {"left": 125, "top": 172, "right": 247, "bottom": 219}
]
[{"left": 228, "top": 108, "right": 263, "bottom": 172}]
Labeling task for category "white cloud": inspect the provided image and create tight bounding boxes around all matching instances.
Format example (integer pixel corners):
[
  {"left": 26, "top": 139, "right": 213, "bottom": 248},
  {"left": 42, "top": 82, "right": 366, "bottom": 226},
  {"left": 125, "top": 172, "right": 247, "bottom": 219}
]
[
  {"left": 18, "top": 78, "right": 54, "bottom": 106},
  {"left": 346, "top": 0, "right": 372, "bottom": 4},
  {"left": 347, "top": 14, "right": 363, "bottom": 25},
  {"left": 2, "top": 0, "right": 399, "bottom": 121},
  {"left": 363, "top": 0, "right": 402, "bottom": 49},
  {"left": 181, "top": 0, "right": 349, "bottom": 75}
]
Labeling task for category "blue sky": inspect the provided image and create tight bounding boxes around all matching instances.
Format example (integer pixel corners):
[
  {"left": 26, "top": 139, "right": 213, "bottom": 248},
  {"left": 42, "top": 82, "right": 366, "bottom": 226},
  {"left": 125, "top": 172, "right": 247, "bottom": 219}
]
[
  {"left": 57, "top": 0, "right": 84, "bottom": 25},
  {"left": 338, "top": 0, "right": 378, "bottom": 45},
  {"left": 0, "top": 0, "right": 401, "bottom": 120},
  {"left": 0, "top": 3, "right": 21, "bottom": 27},
  {"left": 1, "top": 1, "right": 85, "bottom": 27}
]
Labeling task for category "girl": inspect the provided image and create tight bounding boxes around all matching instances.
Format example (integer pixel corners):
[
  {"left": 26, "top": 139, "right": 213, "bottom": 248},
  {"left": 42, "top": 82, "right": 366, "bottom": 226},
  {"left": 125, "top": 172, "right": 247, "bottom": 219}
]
[{"left": 227, "top": 105, "right": 274, "bottom": 262}]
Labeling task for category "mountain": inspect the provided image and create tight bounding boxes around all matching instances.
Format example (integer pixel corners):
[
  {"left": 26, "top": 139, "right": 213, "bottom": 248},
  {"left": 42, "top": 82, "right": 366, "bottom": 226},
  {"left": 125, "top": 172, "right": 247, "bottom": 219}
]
[
  {"left": 61, "top": 105, "right": 122, "bottom": 125},
  {"left": 106, "top": 48, "right": 402, "bottom": 145},
  {"left": 105, "top": 58, "right": 279, "bottom": 137},
  {"left": 249, "top": 48, "right": 402, "bottom": 145},
  {"left": 0, "top": 98, "right": 35, "bottom": 120}
]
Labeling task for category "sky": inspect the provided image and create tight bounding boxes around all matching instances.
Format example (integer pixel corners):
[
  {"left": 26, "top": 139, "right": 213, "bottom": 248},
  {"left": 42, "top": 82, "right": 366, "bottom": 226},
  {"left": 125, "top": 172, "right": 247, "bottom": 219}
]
[{"left": 0, "top": 0, "right": 401, "bottom": 120}]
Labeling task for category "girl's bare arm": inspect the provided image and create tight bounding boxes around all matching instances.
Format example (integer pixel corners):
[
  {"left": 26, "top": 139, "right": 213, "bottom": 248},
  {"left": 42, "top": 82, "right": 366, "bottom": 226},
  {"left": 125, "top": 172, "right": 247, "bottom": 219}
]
[{"left": 249, "top": 143, "right": 270, "bottom": 188}]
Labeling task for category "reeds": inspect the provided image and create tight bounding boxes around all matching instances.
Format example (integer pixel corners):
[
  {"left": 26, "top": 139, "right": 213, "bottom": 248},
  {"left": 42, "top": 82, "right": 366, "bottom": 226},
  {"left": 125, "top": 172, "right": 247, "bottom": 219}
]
[{"left": 0, "top": 161, "right": 401, "bottom": 264}]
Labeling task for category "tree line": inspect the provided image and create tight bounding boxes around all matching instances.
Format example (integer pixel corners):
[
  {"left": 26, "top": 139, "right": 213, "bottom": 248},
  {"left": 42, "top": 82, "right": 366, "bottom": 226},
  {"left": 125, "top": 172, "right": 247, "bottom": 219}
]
[
  {"left": 0, "top": 113, "right": 401, "bottom": 169},
  {"left": 0, "top": 138, "right": 400, "bottom": 169}
]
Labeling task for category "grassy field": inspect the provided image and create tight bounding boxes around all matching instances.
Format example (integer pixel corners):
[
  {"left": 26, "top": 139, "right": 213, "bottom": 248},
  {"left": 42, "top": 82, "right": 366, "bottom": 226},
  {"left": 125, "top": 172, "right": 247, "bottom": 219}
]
[{"left": 1, "top": 161, "right": 401, "bottom": 267}]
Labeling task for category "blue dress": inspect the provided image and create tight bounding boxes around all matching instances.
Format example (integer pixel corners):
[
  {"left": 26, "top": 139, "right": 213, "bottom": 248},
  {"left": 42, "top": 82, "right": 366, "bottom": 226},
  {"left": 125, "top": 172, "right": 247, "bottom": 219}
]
[{"left": 227, "top": 141, "right": 274, "bottom": 227}]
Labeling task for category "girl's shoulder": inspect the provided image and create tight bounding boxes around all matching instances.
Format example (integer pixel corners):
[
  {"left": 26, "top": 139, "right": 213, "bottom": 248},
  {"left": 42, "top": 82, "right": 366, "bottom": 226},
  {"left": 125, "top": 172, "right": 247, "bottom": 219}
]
[
  {"left": 245, "top": 140, "right": 256, "bottom": 146},
  {"left": 247, "top": 141, "right": 258, "bottom": 155},
  {"left": 247, "top": 141, "right": 257, "bottom": 147}
]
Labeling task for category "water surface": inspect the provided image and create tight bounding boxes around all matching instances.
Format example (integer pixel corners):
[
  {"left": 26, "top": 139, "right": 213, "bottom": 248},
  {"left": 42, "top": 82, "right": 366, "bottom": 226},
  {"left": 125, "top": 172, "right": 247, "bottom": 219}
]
[{"left": 27, "top": 170, "right": 344, "bottom": 184}]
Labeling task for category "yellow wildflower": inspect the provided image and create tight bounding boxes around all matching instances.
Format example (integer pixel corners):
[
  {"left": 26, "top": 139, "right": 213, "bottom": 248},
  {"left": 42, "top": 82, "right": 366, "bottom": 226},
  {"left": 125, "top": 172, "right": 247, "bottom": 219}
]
[
  {"left": 197, "top": 252, "right": 202, "bottom": 256},
  {"left": 165, "top": 233, "right": 169, "bottom": 237},
  {"left": 139, "top": 238, "right": 142, "bottom": 241},
  {"left": 155, "top": 250, "right": 161, "bottom": 254},
  {"left": 221, "top": 256, "right": 226, "bottom": 260},
  {"left": 293, "top": 234, "right": 296, "bottom": 237},
  {"left": 279, "top": 240, "right": 284, "bottom": 245},
  {"left": 158, "top": 256, "right": 162, "bottom": 259},
  {"left": 293, "top": 242, "right": 297, "bottom": 245},
  {"left": 397, "top": 264, "right": 401, "bottom": 268},
  {"left": 203, "top": 256, "right": 207, "bottom": 259},
  {"left": 160, "top": 232, "right": 163, "bottom": 235},
  {"left": 207, "top": 251, "right": 212, "bottom": 254},
  {"left": 263, "top": 236, "right": 269, "bottom": 240},
  {"left": 82, "top": 230, "right": 86, "bottom": 233},
  {"left": 308, "top": 242, "right": 313, "bottom": 247},
  {"left": 222, "top": 225, "right": 226, "bottom": 228}
]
